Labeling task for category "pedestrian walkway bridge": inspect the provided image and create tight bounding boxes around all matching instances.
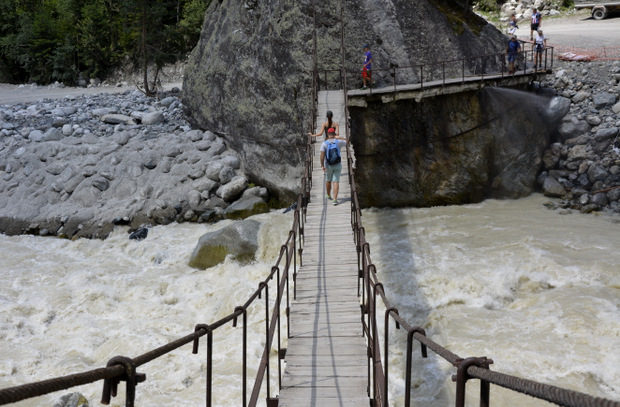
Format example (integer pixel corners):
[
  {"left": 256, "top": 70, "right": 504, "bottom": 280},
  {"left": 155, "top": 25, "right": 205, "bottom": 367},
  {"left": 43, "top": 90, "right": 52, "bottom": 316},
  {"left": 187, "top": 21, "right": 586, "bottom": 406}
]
[
  {"left": 3, "top": 81, "right": 619, "bottom": 407},
  {"left": 277, "top": 91, "right": 366, "bottom": 407},
  {"left": 2, "top": 10, "right": 620, "bottom": 407}
]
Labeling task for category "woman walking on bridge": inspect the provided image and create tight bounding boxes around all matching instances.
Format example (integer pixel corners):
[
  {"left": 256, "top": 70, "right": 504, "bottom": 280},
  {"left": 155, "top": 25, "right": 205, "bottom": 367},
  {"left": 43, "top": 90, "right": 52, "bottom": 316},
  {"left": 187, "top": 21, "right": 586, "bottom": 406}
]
[{"left": 309, "top": 110, "right": 340, "bottom": 139}]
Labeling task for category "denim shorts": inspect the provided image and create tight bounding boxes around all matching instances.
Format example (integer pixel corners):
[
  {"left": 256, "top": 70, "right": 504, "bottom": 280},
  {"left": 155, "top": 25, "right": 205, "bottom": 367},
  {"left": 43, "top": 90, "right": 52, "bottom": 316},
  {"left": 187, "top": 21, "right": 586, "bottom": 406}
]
[{"left": 326, "top": 162, "right": 342, "bottom": 183}]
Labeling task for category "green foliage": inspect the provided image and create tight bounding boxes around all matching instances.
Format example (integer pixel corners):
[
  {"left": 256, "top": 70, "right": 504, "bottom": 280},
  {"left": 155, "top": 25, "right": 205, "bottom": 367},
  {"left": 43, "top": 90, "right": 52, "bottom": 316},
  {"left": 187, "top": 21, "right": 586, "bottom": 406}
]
[
  {"left": 0, "top": 0, "right": 211, "bottom": 84},
  {"left": 430, "top": 0, "right": 487, "bottom": 36},
  {"left": 474, "top": 0, "right": 502, "bottom": 13}
]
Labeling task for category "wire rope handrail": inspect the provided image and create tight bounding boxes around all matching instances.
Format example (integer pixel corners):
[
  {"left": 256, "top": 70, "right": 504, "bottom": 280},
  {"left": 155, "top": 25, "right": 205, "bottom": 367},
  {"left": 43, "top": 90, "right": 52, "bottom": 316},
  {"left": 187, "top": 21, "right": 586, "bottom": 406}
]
[
  {"left": 332, "top": 8, "right": 619, "bottom": 407},
  {"left": 2, "top": 4, "right": 618, "bottom": 407},
  {"left": 0, "top": 4, "right": 323, "bottom": 406}
]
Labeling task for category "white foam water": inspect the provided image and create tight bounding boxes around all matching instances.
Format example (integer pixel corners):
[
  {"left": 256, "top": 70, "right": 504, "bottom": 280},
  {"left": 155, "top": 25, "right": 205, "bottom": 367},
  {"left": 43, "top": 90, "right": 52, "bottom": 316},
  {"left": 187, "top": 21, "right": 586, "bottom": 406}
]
[
  {"left": 0, "top": 212, "right": 292, "bottom": 406},
  {"left": 1, "top": 195, "right": 619, "bottom": 406},
  {"left": 363, "top": 194, "right": 620, "bottom": 406}
]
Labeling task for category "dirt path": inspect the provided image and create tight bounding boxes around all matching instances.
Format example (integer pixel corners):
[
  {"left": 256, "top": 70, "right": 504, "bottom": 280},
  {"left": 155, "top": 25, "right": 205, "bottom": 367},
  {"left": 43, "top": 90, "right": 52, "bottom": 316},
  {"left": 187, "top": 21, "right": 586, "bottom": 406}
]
[{"left": 522, "top": 11, "right": 620, "bottom": 49}]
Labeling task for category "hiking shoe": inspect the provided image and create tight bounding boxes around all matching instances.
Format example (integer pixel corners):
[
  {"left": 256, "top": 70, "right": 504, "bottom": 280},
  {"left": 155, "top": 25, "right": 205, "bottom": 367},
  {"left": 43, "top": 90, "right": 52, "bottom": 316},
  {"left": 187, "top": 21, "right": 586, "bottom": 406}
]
[
  {"left": 327, "top": 195, "right": 332, "bottom": 200},
  {"left": 333, "top": 199, "right": 339, "bottom": 206}
]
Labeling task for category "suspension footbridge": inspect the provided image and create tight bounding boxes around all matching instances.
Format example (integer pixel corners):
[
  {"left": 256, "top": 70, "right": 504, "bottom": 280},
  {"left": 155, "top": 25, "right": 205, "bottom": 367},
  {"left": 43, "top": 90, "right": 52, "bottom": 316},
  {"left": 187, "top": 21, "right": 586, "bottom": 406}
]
[{"left": 3, "top": 11, "right": 620, "bottom": 407}]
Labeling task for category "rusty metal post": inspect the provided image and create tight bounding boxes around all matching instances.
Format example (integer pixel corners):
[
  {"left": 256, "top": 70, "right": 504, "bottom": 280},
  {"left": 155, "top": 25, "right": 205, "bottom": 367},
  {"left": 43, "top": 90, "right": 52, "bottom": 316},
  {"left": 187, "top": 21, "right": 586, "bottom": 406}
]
[
  {"left": 453, "top": 357, "right": 493, "bottom": 407},
  {"left": 551, "top": 46, "right": 554, "bottom": 69},
  {"left": 404, "top": 329, "right": 414, "bottom": 407},
  {"left": 384, "top": 308, "right": 400, "bottom": 407},
  {"left": 206, "top": 329, "right": 213, "bottom": 406},
  {"left": 288, "top": 241, "right": 293, "bottom": 340},
  {"left": 275, "top": 265, "right": 282, "bottom": 390},
  {"left": 362, "top": 242, "right": 372, "bottom": 398},
  {"left": 101, "top": 356, "right": 144, "bottom": 407},
  {"left": 233, "top": 308, "right": 247, "bottom": 407},
  {"left": 480, "top": 377, "right": 490, "bottom": 407},
  {"left": 191, "top": 324, "right": 214, "bottom": 407},
  {"left": 261, "top": 282, "right": 271, "bottom": 401},
  {"left": 372, "top": 281, "right": 381, "bottom": 405}
]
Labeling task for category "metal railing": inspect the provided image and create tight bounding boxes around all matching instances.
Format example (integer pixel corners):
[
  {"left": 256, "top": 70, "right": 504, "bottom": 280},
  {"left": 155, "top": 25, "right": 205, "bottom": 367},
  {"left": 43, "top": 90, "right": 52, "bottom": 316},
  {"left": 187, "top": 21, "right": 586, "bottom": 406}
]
[
  {"left": 0, "top": 12, "right": 323, "bottom": 407},
  {"left": 318, "top": 40, "right": 554, "bottom": 95},
  {"left": 0, "top": 153, "right": 313, "bottom": 407},
  {"left": 2, "top": 4, "right": 618, "bottom": 407},
  {"left": 331, "top": 9, "right": 618, "bottom": 407}
]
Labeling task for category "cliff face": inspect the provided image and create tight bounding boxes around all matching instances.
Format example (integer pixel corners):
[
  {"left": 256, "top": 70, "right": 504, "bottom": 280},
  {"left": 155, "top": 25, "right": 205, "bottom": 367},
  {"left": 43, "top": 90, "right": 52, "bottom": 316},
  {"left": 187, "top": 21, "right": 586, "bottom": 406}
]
[
  {"left": 350, "top": 87, "right": 561, "bottom": 208},
  {"left": 183, "top": 0, "right": 507, "bottom": 200}
]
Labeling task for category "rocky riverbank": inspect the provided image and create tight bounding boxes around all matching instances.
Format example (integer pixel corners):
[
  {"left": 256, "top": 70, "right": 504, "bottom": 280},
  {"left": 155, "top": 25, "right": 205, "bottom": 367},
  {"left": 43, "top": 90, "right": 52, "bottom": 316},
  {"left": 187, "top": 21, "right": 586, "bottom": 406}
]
[
  {"left": 1, "top": 55, "right": 619, "bottom": 241},
  {"left": 538, "top": 59, "right": 620, "bottom": 213},
  {"left": 0, "top": 88, "right": 271, "bottom": 239}
]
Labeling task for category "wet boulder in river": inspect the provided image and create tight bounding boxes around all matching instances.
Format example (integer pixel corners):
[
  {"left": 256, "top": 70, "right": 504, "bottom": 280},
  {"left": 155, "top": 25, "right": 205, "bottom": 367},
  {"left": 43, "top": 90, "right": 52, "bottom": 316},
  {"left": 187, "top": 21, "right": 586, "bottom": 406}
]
[{"left": 188, "top": 219, "right": 260, "bottom": 269}]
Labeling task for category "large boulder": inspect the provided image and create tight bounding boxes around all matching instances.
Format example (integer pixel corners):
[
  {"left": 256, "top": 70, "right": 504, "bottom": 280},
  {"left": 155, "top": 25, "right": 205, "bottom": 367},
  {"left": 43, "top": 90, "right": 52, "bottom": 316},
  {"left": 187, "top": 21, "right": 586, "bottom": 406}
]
[
  {"left": 349, "top": 86, "right": 554, "bottom": 207},
  {"left": 188, "top": 219, "right": 261, "bottom": 269},
  {"left": 183, "top": 0, "right": 506, "bottom": 200},
  {"left": 224, "top": 195, "right": 269, "bottom": 220}
]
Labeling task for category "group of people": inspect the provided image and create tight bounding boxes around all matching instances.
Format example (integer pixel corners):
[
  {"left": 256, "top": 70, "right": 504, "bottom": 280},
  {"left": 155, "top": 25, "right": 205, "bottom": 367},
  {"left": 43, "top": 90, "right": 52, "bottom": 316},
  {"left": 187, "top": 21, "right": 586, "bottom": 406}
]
[
  {"left": 308, "top": 111, "right": 347, "bottom": 206},
  {"left": 303, "top": 43, "right": 373, "bottom": 206},
  {"left": 311, "top": 14, "right": 549, "bottom": 203},
  {"left": 506, "top": 7, "right": 547, "bottom": 74}
]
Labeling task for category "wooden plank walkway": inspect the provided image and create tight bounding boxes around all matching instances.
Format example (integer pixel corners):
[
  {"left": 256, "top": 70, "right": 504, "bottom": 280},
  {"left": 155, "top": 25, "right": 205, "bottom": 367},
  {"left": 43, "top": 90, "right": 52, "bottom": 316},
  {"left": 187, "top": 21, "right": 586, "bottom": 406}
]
[{"left": 277, "top": 91, "right": 369, "bottom": 407}]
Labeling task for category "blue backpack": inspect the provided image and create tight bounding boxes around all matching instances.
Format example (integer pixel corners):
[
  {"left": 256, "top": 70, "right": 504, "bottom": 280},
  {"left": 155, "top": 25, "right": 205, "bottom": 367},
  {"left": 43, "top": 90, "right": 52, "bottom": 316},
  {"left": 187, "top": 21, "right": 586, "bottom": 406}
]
[{"left": 324, "top": 140, "right": 341, "bottom": 165}]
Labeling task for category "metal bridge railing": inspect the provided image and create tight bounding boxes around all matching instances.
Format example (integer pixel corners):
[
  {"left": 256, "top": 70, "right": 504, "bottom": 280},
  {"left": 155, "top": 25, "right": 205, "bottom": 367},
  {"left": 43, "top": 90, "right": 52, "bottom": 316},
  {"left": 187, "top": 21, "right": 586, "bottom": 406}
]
[
  {"left": 0, "top": 5, "right": 323, "bottom": 407},
  {"left": 0, "top": 107, "right": 317, "bottom": 407},
  {"left": 331, "top": 9, "right": 619, "bottom": 407},
  {"left": 340, "top": 66, "right": 620, "bottom": 407},
  {"left": 318, "top": 41, "right": 554, "bottom": 94}
]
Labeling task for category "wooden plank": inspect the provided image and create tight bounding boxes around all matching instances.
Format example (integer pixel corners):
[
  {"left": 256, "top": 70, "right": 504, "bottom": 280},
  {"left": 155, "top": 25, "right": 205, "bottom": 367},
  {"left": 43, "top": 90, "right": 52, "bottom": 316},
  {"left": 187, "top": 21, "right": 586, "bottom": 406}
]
[
  {"left": 284, "top": 338, "right": 366, "bottom": 353},
  {"left": 282, "top": 376, "right": 367, "bottom": 388},
  {"left": 284, "top": 357, "right": 368, "bottom": 367}
]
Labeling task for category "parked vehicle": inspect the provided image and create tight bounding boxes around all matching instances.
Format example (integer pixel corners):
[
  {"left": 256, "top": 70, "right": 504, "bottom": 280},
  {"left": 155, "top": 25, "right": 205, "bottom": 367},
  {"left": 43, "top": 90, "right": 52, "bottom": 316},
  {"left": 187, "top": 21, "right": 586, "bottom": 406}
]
[{"left": 574, "top": 0, "right": 620, "bottom": 19}]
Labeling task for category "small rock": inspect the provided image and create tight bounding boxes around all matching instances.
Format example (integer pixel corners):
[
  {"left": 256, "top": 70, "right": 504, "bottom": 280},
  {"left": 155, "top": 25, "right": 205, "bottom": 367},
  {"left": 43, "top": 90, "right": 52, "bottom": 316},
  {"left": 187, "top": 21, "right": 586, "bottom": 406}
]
[
  {"left": 101, "top": 114, "right": 135, "bottom": 125},
  {"left": 592, "top": 92, "right": 616, "bottom": 109},
  {"left": 129, "top": 227, "right": 149, "bottom": 241},
  {"left": 542, "top": 176, "right": 567, "bottom": 197},
  {"left": 141, "top": 111, "right": 165, "bottom": 125}
]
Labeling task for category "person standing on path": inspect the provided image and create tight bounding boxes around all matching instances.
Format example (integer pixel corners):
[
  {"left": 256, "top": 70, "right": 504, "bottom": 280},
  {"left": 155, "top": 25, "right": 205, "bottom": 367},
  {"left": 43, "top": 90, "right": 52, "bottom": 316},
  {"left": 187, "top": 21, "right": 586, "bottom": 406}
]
[
  {"left": 506, "top": 35, "right": 521, "bottom": 74},
  {"left": 320, "top": 127, "right": 347, "bottom": 205},
  {"left": 533, "top": 28, "right": 547, "bottom": 69},
  {"left": 361, "top": 44, "right": 373, "bottom": 89},
  {"left": 530, "top": 8, "right": 542, "bottom": 41},
  {"left": 309, "top": 110, "right": 339, "bottom": 139},
  {"left": 508, "top": 14, "right": 519, "bottom": 35}
]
